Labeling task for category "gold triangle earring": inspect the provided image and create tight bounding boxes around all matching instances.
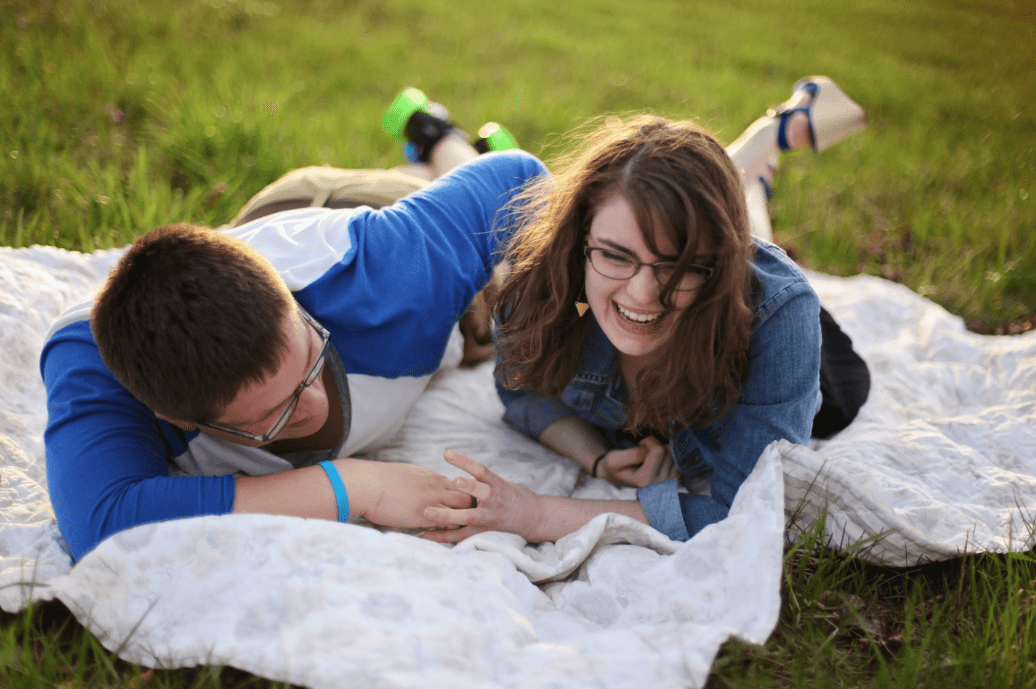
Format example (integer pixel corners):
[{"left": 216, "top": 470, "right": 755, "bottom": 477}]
[
  {"left": 575, "top": 287, "right": 589, "bottom": 317},
  {"left": 576, "top": 237, "right": 590, "bottom": 316}
]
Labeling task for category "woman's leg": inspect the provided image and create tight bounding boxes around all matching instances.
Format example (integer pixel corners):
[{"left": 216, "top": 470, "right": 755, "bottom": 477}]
[
  {"left": 742, "top": 175, "right": 775, "bottom": 242},
  {"left": 726, "top": 77, "right": 866, "bottom": 241},
  {"left": 726, "top": 93, "right": 813, "bottom": 242},
  {"left": 725, "top": 80, "right": 871, "bottom": 437}
]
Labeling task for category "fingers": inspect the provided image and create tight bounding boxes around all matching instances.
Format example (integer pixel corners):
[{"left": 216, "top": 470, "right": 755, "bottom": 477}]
[
  {"left": 640, "top": 444, "right": 678, "bottom": 484},
  {"left": 638, "top": 435, "right": 664, "bottom": 451},
  {"left": 422, "top": 526, "right": 483, "bottom": 543},
  {"left": 442, "top": 489, "right": 478, "bottom": 510},
  {"left": 443, "top": 450, "right": 492, "bottom": 479},
  {"left": 450, "top": 474, "right": 492, "bottom": 504},
  {"left": 643, "top": 443, "right": 668, "bottom": 467},
  {"left": 423, "top": 505, "right": 478, "bottom": 526},
  {"left": 600, "top": 442, "right": 678, "bottom": 487},
  {"left": 609, "top": 446, "right": 648, "bottom": 471}
]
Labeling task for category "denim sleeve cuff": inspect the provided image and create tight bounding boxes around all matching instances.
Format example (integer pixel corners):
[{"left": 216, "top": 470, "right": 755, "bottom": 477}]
[
  {"left": 637, "top": 479, "right": 690, "bottom": 542},
  {"left": 499, "top": 389, "right": 580, "bottom": 439}
]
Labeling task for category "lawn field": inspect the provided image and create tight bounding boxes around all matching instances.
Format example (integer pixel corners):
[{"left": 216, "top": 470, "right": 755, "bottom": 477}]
[
  {"left": 3, "top": 0, "right": 1034, "bottom": 330},
  {"left": 2, "top": 0, "right": 1035, "bottom": 686}
]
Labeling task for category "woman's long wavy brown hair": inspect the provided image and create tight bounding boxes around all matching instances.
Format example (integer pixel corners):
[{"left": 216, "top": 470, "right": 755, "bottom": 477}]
[{"left": 495, "top": 115, "right": 756, "bottom": 433}]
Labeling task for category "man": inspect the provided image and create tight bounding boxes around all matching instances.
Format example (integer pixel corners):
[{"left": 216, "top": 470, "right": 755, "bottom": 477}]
[{"left": 41, "top": 121, "right": 547, "bottom": 562}]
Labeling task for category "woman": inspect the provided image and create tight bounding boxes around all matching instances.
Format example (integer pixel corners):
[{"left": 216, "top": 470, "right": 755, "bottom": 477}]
[{"left": 422, "top": 77, "right": 870, "bottom": 544}]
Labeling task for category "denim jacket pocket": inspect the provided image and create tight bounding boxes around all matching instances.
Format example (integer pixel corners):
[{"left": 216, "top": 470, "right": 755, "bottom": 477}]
[
  {"left": 560, "top": 385, "right": 597, "bottom": 413},
  {"left": 679, "top": 452, "right": 710, "bottom": 478}
]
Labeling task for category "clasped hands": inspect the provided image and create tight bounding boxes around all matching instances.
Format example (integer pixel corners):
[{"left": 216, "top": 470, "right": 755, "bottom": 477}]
[
  {"left": 593, "top": 435, "right": 680, "bottom": 487},
  {"left": 419, "top": 437, "right": 679, "bottom": 543}
]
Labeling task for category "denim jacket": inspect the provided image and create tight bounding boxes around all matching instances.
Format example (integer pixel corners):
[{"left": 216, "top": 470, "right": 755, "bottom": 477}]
[{"left": 497, "top": 238, "right": 822, "bottom": 541}]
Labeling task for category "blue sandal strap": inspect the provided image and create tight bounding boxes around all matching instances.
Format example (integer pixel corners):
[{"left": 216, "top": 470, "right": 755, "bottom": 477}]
[
  {"left": 771, "top": 80, "right": 820, "bottom": 151},
  {"left": 758, "top": 175, "right": 773, "bottom": 201},
  {"left": 775, "top": 109, "right": 799, "bottom": 151}
]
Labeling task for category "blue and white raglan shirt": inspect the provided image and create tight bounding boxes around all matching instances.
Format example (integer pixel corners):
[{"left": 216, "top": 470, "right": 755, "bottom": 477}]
[{"left": 40, "top": 150, "right": 548, "bottom": 562}]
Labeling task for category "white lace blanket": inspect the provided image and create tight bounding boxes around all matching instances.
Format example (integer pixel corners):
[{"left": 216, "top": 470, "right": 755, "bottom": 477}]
[{"left": 1, "top": 245, "right": 1034, "bottom": 687}]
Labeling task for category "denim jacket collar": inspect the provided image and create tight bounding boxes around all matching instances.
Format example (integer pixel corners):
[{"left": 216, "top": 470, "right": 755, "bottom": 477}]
[{"left": 576, "top": 317, "right": 619, "bottom": 383}]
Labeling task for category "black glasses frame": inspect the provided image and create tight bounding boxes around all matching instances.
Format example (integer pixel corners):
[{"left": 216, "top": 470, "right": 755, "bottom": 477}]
[{"left": 583, "top": 246, "right": 714, "bottom": 292}]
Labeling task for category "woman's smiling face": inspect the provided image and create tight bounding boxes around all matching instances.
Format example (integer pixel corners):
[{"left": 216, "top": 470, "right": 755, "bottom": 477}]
[{"left": 584, "top": 193, "right": 701, "bottom": 365}]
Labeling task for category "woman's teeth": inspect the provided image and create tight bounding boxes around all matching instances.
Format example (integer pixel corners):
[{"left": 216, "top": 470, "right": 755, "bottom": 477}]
[{"left": 616, "top": 303, "right": 660, "bottom": 323}]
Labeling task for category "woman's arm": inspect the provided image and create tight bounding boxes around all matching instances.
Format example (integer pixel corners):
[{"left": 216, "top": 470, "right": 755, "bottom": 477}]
[
  {"left": 637, "top": 281, "right": 822, "bottom": 541},
  {"left": 421, "top": 451, "right": 648, "bottom": 543},
  {"left": 540, "top": 416, "right": 680, "bottom": 485},
  {"left": 537, "top": 416, "right": 610, "bottom": 474}
]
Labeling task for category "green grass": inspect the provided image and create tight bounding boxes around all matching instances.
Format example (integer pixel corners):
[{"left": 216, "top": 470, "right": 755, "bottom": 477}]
[
  {"left": 0, "top": 599, "right": 301, "bottom": 688},
  {"left": 3, "top": 0, "right": 1033, "bottom": 329},
  {"left": 2, "top": 0, "right": 1035, "bottom": 685},
  {"left": 707, "top": 519, "right": 1036, "bottom": 688}
]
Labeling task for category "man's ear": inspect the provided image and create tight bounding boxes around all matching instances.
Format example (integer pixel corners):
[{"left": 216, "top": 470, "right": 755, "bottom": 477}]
[{"left": 154, "top": 412, "right": 198, "bottom": 432}]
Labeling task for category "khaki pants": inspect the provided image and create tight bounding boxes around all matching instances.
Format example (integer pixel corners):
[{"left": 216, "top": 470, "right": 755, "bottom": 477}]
[{"left": 230, "top": 166, "right": 430, "bottom": 227}]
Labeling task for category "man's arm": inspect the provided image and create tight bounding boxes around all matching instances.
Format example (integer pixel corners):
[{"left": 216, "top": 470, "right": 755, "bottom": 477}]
[
  {"left": 233, "top": 458, "right": 473, "bottom": 527},
  {"left": 42, "top": 324, "right": 469, "bottom": 561}
]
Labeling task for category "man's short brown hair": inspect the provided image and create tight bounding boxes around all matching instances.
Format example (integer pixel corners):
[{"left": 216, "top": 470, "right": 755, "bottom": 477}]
[{"left": 91, "top": 223, "right": 294, "bottom": 422}]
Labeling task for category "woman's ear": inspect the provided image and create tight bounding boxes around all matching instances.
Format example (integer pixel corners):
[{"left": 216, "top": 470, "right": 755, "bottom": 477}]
[{"left": 154, "top": 412, "right": 198, "bottom": 431}]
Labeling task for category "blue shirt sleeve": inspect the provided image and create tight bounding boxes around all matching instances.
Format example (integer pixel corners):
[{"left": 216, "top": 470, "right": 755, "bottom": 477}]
[
  {"left": 41, "top": 322, "right": 236, "bottom": 562},
  {"left": 638, "top": 284, "right": 822, "bottom": 541},
  {"left": 302, "top": 150, "right": 549, "bottom": 379}
]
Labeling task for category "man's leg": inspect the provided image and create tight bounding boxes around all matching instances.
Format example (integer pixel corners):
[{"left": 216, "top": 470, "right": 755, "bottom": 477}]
[{"left": 229, "top": 167, "right": 429, "bottom": 226}]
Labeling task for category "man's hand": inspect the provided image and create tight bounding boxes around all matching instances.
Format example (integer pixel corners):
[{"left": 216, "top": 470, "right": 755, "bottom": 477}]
[
  {"left": 340, "top": 459, "right": 476, "bottom": 529},
  {"left": 420, "top": 450, "right": 544, "bottom": 543},
  {"left": 597, "top": 436, "right": 679, "bottom": 488},
  {"left": 458, "top": 264, "right": 505, "bottom": 367}
]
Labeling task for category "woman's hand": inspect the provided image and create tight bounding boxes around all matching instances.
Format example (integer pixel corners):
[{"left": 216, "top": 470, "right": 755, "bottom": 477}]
[
  {"left": 597, "top": 436, "right": 680, "bottom": 487},
  {"left": 420, "top": 450, "right": 544, "bottom": 543}
]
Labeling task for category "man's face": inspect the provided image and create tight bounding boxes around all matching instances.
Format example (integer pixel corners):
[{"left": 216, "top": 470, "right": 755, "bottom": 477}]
[{"left": 201, "top": 309, "right": 332, "bottom": 447}]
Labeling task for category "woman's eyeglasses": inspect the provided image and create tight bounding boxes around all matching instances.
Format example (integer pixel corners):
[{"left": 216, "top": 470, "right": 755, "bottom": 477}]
[{"left": 584, "top": 246, "right": 713, "bottom": 292}]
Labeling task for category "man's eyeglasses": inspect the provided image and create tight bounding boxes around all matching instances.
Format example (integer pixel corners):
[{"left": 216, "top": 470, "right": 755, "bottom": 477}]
[
  {"left": 584, "top": 246, "right": 713, "bottom": 292},
  {"left": 199, "top": 307, "right": 331, "bottom": 443}
]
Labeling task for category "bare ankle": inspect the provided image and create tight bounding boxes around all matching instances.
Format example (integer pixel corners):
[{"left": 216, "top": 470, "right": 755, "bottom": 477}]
[{"left": 783, "top": 112, "right": 812, "bottom": 150}]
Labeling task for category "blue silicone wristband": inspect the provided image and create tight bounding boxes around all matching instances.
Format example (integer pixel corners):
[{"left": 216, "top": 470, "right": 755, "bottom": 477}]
[{"left": 319, "top": 461, "right": 350, "bottom": 522}]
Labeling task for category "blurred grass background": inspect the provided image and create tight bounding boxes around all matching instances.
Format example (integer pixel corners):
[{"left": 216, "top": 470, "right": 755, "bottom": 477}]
[
  {"left": 3, "top": 1, "right": 1036, "bottom": 686},
  {"left": 2, "top": 0, "right": 1034, "bottom": 331}
]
